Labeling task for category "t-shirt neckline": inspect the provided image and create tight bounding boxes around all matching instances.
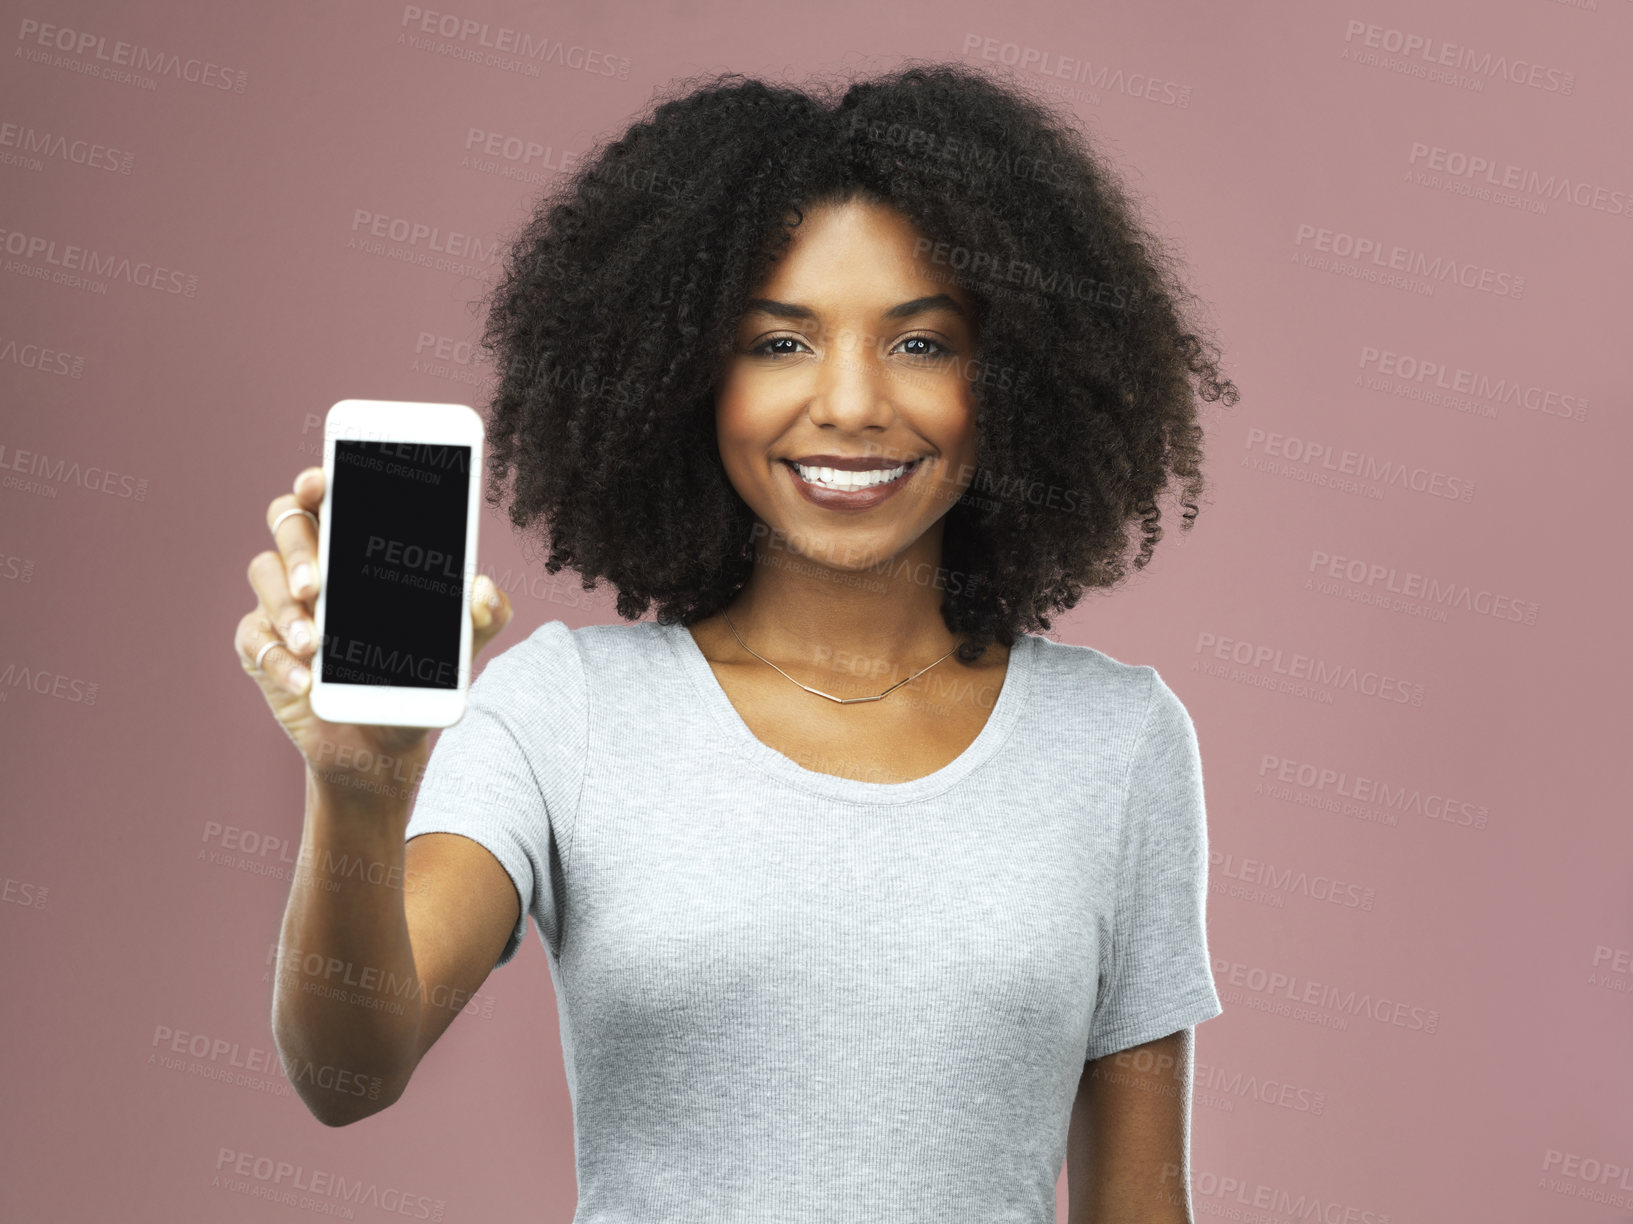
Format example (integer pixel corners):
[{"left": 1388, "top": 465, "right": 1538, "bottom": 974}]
[{"left": 659, "top": 619, "right": 1036, "bottom": 805}]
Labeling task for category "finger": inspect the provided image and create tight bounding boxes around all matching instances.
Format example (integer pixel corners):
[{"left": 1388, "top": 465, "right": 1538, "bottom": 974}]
[
  {"left": 470, "top": 574, "right": 511, "bottom": 650},
  {"left": 293, "top": 466, "right": 325, "bottom": 509},
  {"left": 471, "top": 574, "right": 495, "bottom": 631},
  {"left": 235, "top": 609, "right": 311, "bottom": 695},
  {"left": 247, "top": 549, "right": 317, "bottom": 658},
  {"left": 266, "top": 492, "right": 321, "bottom": 603}
]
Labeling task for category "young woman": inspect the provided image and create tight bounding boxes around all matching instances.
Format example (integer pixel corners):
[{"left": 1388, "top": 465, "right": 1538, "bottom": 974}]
[{"left": 237, "top": 62, "right": 1238, "bottom": 1223}]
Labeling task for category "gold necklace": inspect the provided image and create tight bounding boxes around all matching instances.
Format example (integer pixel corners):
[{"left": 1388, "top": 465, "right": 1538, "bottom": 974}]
[{"left": 722, "top": 611, "right": 962, "bottom": 705}]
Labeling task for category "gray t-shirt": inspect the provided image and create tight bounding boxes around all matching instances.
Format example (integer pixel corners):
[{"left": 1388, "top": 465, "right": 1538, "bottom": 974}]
[{"left": 405, "top": 618, "right": 1223, "bottom": 1222}]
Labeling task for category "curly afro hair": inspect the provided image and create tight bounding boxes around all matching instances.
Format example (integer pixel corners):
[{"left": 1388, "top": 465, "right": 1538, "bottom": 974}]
[{"left": 476, "top": 59, "right": 1238, "bottom": 659}]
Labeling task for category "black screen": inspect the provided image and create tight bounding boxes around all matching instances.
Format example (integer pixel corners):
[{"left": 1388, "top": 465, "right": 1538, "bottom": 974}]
[{"left": 319, "top": 439, "right": 471, "bottom": 689}]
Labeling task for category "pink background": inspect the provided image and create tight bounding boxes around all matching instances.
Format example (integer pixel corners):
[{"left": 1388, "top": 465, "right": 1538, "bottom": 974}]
[{"left": 3, "top": 0, "right": 1630, "bottom": 1220}]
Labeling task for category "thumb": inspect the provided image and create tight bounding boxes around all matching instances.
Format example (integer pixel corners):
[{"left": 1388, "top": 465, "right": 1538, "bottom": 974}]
[{"left": 471, "top": 574, "right": 512, "bottom": 654}]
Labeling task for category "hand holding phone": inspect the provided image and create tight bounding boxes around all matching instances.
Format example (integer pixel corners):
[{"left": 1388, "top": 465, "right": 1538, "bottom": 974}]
[
  {"left": 234, "top": 403, "right": 507, "bottom": 789},
  {"left": 307, "top": 400, "right": 486, "bottom": 729}
]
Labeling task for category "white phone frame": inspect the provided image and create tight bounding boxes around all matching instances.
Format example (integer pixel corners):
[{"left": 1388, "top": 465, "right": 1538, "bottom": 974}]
[{"left": 308, "top": 398, "right": 484, "bottom": 729}]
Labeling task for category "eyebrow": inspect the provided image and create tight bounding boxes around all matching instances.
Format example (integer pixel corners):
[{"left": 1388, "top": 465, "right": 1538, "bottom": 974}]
[{"left": 741, "top": 293, "right": 968, "bottom": 323}]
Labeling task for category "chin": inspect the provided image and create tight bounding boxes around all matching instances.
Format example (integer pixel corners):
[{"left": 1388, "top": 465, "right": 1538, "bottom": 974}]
[{"left": 755, "top": 524, "right": 908, "bottom": 572}]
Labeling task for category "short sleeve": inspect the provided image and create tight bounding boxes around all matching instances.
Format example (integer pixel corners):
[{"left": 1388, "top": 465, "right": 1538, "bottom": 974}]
[
  {"left": 404, "top": 620, "right": 588, "bottom": 969},
  {"left": 1085, "top": 669, "right": 1224, "bottom": 1060}
]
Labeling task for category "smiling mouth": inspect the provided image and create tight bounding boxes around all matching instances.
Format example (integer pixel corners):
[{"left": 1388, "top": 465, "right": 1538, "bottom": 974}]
[{"left": 782, "top": 459, "right": 920, "bottom": 491}]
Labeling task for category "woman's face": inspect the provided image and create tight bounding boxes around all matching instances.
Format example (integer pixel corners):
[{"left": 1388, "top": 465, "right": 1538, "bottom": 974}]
[{"left": 715, "top": 195, "right": 980, "bottom": 574}]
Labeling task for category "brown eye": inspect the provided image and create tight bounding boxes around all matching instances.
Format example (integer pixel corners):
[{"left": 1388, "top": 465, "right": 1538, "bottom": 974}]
[
  {"left": 895, "top": 335, "right": 952, "bottom": 358},
  {"left": 749, "top": 336, "right": 810, "bottom": 358}
]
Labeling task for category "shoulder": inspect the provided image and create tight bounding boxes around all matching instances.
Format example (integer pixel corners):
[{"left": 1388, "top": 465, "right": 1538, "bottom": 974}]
[
  {"left": 1022, "top": 631, "right": 1163, "bottom": 721},
  {"left": 464, "top": 619, "right": 598, "bottom": 729},
  {"left": 472, "top": 618, "right": 578, "bottom": 690},
  {"left": 470, "top": 617, "right": 676, "bottom": 703},
  {"left": 1021, "top": 634, "right": 1199, "bottom": 768}
]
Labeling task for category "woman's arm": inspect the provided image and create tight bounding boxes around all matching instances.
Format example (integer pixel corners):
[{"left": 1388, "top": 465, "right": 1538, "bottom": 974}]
[
  {"left": 1066, "top": 1028, "right": 1200, "bottom": 1224},
  {"left": 271, "top": 771, "right": 519, "bottom": 1127}
]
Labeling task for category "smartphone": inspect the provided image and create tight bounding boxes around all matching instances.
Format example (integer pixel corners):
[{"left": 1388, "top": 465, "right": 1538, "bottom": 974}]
[{"left": 308, "top": 399, "right": 484, "bottom": 728}]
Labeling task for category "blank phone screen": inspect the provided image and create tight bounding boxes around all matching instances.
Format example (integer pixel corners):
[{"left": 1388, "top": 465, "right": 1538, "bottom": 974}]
[{"left": 320, "top": 439, "right": 472, "bottom": 689}]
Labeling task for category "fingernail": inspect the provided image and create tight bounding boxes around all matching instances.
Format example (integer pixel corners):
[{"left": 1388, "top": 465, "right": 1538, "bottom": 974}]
[
  {"left": 291, "top": 563, "right": 314, "bottom": 596},
  {"left": 287, "top": 666, "right": 310, "bottom": 693}
]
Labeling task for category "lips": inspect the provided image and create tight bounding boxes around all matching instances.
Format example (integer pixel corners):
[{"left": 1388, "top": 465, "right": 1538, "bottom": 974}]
[
  {"left": 785, "top": 459, "right": 916, "bottom": 491},
  {"left": 780, "top": 457, "right": 921, "bottom": 511}
]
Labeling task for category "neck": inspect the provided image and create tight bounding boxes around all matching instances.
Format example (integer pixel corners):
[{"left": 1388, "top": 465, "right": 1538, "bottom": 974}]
[{"left": 716, "top": 520, "right": 978, "bottom": 678}]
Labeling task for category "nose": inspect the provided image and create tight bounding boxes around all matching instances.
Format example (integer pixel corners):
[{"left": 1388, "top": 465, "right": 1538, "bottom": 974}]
[{"left": 806, "top": 326, "right": 894, "bottom": 431}]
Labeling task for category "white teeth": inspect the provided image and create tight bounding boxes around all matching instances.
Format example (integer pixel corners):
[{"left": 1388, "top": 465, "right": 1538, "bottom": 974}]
[{"left": 791, "top": 462, "right": 909, "bottom": 491}]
